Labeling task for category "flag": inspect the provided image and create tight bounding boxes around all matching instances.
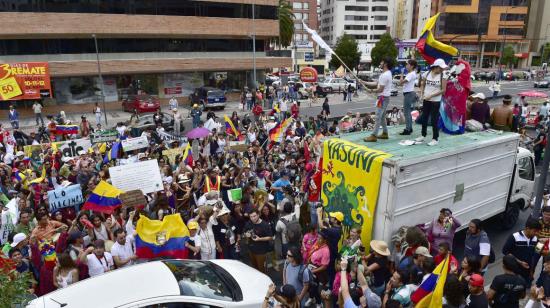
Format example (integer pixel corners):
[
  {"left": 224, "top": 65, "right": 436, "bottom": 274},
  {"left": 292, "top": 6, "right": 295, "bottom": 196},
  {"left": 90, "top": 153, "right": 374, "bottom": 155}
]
[
  {"left": 269, "top": 118, "right": 293, "bottom": 143},
  {"left": 224, "top": 115, "right": 239, "bottom": 137},
  {"left": 98, "top": 143, "right": 107, "bottom": 154},
  {"left": 228, "top": 188, "right": 243, "bottom": 202},
  {"left": 304, "top": 140, "right": 310, "bottom": 162},
  {"left": 39, "top": 241, "right": 57, "bottom": 263},
  {"left": 181, "top": 143, "right": 194, "bottom": 167},
  {"left": 55, "top": 125, "right": 79, "bottom": 135},
  {"left": 416, "top": 13, "right": 458, "bottom": 64},
  {"left": 273, "top": 103, "right": 281, "bottom": 114},
  {"left": 302, "top": 21, "right": 335, "bottom": 55},
  {"left": 135, "top": 213, "right": 189, "bottom": 259},
  {"left": 82, "top": 180, "right": 123, "bottom": 214},
  {"left": 103, "top": 142, "right": 121, "bottom": 164},
  {"left": 13, "top": 169, "right": 26, "bottom": 182},
  {"left": 335, "top": 66, "right": 345, "bottom": 78},
  {"left": 411, "top": 255, "right": 449, "bottom": 307},
  {"left": 28, "top": 166, "right": 46, "bottom": 185}
]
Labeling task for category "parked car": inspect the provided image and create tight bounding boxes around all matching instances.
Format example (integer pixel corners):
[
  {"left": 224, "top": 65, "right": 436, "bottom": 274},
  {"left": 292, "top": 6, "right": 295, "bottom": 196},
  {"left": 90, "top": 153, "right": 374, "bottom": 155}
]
[
  {"left": 28, "top": 259, "right": 272, "bottom": 308},
  {"left": 189, "top": 87, "right": 226, "bottom": 110},
  {"left": 534, "top": 77, "right": 550, "bottom": 88},
  {"left": 296, "top": 82, "right": 330, "bottom": 98},
  {"left": 318, "top": 78, "right": 355, "bottom": 93},
  {"left": 122, "top": 94, "right": 160, "bottom": 114},
  {"left": 126, "top": 112, "right": 184, "bottom": 134}
]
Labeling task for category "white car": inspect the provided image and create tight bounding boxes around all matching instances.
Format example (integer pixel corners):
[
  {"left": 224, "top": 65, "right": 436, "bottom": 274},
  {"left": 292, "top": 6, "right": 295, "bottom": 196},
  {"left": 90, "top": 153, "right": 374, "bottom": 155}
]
[
  {"left": 27, "top": 259, "right": 272, "bottom": 308},
  {"left": 318, "top": 78, "right": 355, "bottom": 93}
]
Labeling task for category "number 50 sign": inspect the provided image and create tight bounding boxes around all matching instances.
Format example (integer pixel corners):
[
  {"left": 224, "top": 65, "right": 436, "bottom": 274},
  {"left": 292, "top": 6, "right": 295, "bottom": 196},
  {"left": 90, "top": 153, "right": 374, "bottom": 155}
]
[{"left": 0, "top": 77, "right": 22, "bottom": 100}]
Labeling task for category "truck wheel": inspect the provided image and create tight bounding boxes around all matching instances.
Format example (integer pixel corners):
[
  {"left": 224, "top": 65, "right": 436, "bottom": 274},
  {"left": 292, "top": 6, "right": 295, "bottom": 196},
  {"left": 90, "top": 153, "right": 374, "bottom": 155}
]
[{"left": 500, "top": 202, "right": 520, "bottom": 230}]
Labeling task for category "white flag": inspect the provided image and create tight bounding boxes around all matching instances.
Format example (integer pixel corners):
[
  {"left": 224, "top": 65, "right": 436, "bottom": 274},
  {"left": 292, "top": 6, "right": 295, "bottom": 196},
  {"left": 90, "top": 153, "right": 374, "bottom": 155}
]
[{"left": 302, "top": 21, "right": 335, "bottom": 55}]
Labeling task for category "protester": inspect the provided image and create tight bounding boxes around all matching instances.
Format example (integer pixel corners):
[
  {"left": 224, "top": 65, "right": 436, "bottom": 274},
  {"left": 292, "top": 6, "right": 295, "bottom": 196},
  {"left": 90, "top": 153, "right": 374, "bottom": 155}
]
[
  {"left": 469, "top": 93, "right": 491, "bottom": 125},
  {"left": 502, "top": 216, "right": 541, "bottom": 286},
  {"left": 365, "top": 57, "right": 394, "bottom": 142},
  {"left": 398, "top": 59, "right": 418, "bottom": 135},
  {"left": 425, "top": 208, "right": 461, "bottom": 255},
  {"left": 487, "top": 254, "right": 526, "bottom": 307},
  {"left": 464, "top": 219, "right": 491, "bottom": 273}
]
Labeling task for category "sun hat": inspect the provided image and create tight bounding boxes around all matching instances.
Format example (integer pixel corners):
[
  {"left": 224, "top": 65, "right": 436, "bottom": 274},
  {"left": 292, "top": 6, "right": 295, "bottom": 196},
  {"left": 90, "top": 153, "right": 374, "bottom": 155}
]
[
  {"left": 471, "top": 93, "right": 486, "bottom": 100},
  {"left": 431, "top": 58, "right": 448, "bottom": 69},
  {"left": 218, "top": 207, "right": 231, "bottom": 216},
  {"left": 188, "top": 221, "right": 199, "bottom": 230},
  {"left": 177, "top": 174, "right": 191, "bottom": 184},
  {"left": 370, "top": 240, "right": 391, "bottom": 256}
]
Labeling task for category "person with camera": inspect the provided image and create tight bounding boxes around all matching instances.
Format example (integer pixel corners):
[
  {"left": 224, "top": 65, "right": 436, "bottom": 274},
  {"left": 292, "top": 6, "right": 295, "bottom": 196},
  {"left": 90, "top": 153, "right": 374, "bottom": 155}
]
[
  {"left": 425, "top": 208, "right": 461, "bottom": 255},
  {"left": 213, "top": 207, "right": 240, "bottom": 259},
  {"left": 244, "top": 209, "right": 274, "bottom": 274}
]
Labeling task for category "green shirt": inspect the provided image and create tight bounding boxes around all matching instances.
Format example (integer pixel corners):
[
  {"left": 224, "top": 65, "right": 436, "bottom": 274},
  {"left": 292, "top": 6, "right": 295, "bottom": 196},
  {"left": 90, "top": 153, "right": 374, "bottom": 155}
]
[{"left": 15, "top": 222, "right": 35, "bottom": 236}]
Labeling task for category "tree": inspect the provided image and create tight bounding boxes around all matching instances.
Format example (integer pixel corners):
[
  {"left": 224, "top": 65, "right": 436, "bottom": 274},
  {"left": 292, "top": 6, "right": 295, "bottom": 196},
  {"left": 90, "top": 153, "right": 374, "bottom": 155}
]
[
  {"left": 370, "top": 33, "right": 398, "bottom": 68},
  {"left": 542, "top": 43, "right": 550, "bottom": 63},
  {"left": 277, "top": 0, "right": 294, "bottom": 48},
  {"left": 501, "top": 44, "right": 517, "bottom": 68},
  {"left": 329, "top": 34, "right": 362, "bottom": 70},
  {"left": 0, "top": 258, "right": 34, "bottom": 307}
]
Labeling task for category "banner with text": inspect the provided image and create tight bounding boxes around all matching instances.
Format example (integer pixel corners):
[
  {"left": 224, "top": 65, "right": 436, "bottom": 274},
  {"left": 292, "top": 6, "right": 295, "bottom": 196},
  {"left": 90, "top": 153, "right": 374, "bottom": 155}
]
[
  {"left": 121, "top": 136, "right": 149, "bottom": 152},
  {"left": 109, "top": 160, "right": 164, "bottom": 194},
  {"left": 52, "top": 139, "right": 92, "bottom": 158},
  {"left": 321, "top": 139, "right": 391, "bottom": 247},
  {"left": 90, "top": 129, "right": 119, "bottom": 144},
  {"left": 47, "top": 184, "right": 84, "bottom": 212},
  {"left": 0, "top": 62, "right": 52, "bottom": 100}
]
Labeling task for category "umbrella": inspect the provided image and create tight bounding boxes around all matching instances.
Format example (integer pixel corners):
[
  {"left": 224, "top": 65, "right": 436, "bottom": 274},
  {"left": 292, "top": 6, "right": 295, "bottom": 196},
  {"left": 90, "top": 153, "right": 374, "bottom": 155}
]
[
  {"left": 186, "top": 127, "right": 210, "bottom": 139},
  {"left": 517, "top": 91, "right": 549, "bottom": 98}
]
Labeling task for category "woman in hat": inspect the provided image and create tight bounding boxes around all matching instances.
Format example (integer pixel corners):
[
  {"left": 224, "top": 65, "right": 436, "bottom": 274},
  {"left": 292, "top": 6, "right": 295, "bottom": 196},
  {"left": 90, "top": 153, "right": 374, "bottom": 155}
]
[{"left": 363, "top": 240, "right": 392, "bottom": 297}]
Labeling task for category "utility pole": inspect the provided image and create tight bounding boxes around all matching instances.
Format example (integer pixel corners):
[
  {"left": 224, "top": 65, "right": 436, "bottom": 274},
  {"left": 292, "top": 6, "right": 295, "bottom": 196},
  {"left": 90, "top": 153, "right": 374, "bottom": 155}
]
[
  {"left": 92, "top": 34, "right": 108, "bottom": 126},
  {"left": 533, "top": 129, "right": 550, "bottom": 216},
  {"left": 252, "top": 3, "right": 257, "bottom": 89}
]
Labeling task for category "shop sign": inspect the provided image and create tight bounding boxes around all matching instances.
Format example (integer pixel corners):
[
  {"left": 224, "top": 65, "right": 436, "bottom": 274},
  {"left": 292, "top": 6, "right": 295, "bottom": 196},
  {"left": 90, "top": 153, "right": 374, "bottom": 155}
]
[
  {"left": 300, "top": 67, "right": 318, "bottom": 82},
  {"left": 304, "top": 52, "right": 314, "bottom": 62},
  {"left": 0, "top": 62, "right": 52, "bottom": 101}
]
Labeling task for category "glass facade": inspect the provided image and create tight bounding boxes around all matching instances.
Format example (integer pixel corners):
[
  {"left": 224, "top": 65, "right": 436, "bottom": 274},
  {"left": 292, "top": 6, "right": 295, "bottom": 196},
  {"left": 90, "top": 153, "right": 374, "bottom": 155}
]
[
  {"left": 0, "top": 38, "right": 266, "bottom": 56},
  {"left": 0, "top": 1, "right": 277, "bottom": 19}
]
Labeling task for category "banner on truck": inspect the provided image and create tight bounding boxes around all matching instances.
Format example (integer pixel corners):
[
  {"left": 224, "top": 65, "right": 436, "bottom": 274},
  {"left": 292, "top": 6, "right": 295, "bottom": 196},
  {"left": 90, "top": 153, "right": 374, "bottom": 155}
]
[
  {"left": 321, "top": 139, "right": 391, "bottom": 246},
  {"left": 47, "top": 184, "right": 84, "bottom": 212},
  {"left": 0, "top": 62, "right": 52, "bottom": 100}
]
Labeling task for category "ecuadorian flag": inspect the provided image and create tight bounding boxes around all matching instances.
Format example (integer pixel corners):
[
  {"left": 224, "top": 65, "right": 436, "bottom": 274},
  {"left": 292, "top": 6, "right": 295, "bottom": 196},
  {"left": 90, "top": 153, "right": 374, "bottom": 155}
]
[
  {"left": 55, "top": 125, "right": 79, "bottom": 135},
  {"left": 411, "top": 255, "right": 449, "bottom": 307},
  {"left": 103, "top": 142, "right": 121, "bottom": 164},
  {"left": 224, "top": 115, "right": 239, "bottom": 137},
  {"left": 135, "top": 214, "right": 189, "bottom": 259},
  {"left": 13, "top": 169, "right": 26, "bottom": 182},
  {"left": 416, "top": 13, "right": 458, "bottom": 64},
  {"left": 181, "top": 143, "right": 193, "bottom": 167},
  {"left": 82, "top": 180, "right": 123, "bottom": 214}
]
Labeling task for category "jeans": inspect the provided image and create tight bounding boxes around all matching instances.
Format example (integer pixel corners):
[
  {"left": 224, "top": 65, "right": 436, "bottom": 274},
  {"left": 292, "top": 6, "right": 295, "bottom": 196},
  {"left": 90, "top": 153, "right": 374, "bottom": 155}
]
[
  {"left": 373, "top": 96, "right": 390, "bottom": 136},
  {"left": 246, "top": 99, "right": 253, "bottom": 110},
  {"left": 10, "top": 120, "right": 19, "bottom": 129},
  {"left": 35, "top": 113, "right": 44, "bottom": 126},
  {"left": 309, "top": 202, "right": 319, "bottom": 227},
  {"left": 95, "top": 113, "right": 102, "bottom": 125},
  {"left": 403, "top": 92, "right": 416, "bottom": 131},
  {"left": 347, "top": 91, "right": 352, "bottom": 102},
  {"left": 421, "top": 100, "right": 441, "bottom": 140}
]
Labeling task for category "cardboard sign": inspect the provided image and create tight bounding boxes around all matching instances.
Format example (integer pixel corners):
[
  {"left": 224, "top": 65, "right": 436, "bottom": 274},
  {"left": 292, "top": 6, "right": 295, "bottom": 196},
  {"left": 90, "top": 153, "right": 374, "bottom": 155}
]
[
  {"left": 229, "top": 141, "right": 248, "bottom": 152},
  {"left": 52, "top": 139, "right": 92, "bottom": 158},
  {"left": 90, "top": 129, "right": 118, "bottom": 144},
  {"left": 109, "top": 160, "right": 164, "bottom": 194},
  {"left": 0, "top": 62, "right": 52, "bottom": 101},
  {"left": 47, "top": 184, "right": 84, "bottom": 212},
  {"left": 162, "top": 146, "right": 187, "bottom": 165},
  {"left": 121, "top": 136, "right": 149, "bottom": 152},
  {"left": 119, "top": 190, "right": 147, "bottom": 208}
]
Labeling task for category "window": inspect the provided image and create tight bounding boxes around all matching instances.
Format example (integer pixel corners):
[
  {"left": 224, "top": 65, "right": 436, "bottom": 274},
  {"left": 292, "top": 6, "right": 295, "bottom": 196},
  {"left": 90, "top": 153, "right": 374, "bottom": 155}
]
[
  {"left": 303, "top": 13, "right": 309, "bottom": 20},
  {"left": 500, "top": 13, "right": 526, "bottom": 21},
  {"left": 518, "top": 157, "right": 534, "bottom": 181},
  {"left": 345, "top": 15, "right": 368, "bottom": 21},
  {"left": 295, "top": 12, "right": 302, "bottom": 19},
  {"left": 371, "top": 25, "right": 387, "bottom": 31},
  {"left": 345, "top": 5, "right": 368, "bottom": 11},
  {"left": 374, "top": 15, "right": 387, "bottom": 21},
  {"left": 294, "top": 23, "right": 303, "bottom": 30},
  {"left": 293, "top": 2, "right": 303, "bottom": 9},
  {"left": 499, "top": 28, "right": 524, "bottom": 36},
  {"left": 345, "top": 25, "right": 365, "bottom": 30},
  {"left": 303, "top": 2, "right": 309, "bottom": 9},
  {"left": 372, "top": 6, "right": 388, "bottom": 11}
]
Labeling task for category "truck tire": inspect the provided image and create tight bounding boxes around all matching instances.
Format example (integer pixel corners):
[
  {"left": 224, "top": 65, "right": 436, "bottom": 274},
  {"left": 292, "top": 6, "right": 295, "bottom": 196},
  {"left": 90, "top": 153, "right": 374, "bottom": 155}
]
[{"left": 500, "top": 202, "right": 520, "bottom": 230}]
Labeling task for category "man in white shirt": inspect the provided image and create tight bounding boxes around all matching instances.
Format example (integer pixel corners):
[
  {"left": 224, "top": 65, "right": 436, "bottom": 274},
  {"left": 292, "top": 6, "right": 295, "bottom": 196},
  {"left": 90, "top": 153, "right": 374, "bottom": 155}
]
[
  {"left": 32, "top": 101, "right": 44, "bottom": 127},
  {"left": 365, "top": 57, "right": 394, "bottom": 142},
  {"left": 81, "top": 239, "right": 114, "bottom": 277},
  {"left": 398, "top": 59, "right": 418, "bottom": 135},
  {"left": 111, "top": 228, "right": 136, "bottom": 268}
]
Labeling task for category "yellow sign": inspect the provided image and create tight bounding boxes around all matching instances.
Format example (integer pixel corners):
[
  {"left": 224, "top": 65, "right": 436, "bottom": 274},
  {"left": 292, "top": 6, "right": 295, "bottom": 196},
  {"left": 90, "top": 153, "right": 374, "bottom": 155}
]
[
  {"left": 162, "top": 146, "right": 186, "bottom": 165},
  {"left": 321, "top": 139, "right": 391, "bottom": 246},
  {"left": 0, "top": 77, "right": 22, "bottom": 100}
]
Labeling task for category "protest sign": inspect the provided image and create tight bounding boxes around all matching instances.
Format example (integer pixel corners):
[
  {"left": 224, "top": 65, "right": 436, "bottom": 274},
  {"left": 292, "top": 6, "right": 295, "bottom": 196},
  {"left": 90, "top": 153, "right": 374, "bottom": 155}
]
[
  {"left": 229, "top": 141, "right": 248, "bottom": 152},
  {"left": 47, "top": 184, "right": 84, "bottom": 212},
  {"left": 90, "top": 129, "right": 118, "bottom": 144},
  {"left": 24, "top": 144, "right": 47, "bottom": 160},
  {"left": 52, "top": 139, "right": 92, "bottom": 158},
  {"left": 158, "top": 131, "right": 188, "bottom": 144},
  {"left": 120, "top": 190, "right": 147, "bottom": 208},
  {"left": 162, "top": 146, "right": 187, "bottom": 165},
  {"left": 109, "top": 160, "right": 163, "bottom": 194},
  {"left": 228, "top": 188, "right": 242, "bottom": 202},
  {"left": 121, "top": 136, "right": 149, "bottom": 152}
]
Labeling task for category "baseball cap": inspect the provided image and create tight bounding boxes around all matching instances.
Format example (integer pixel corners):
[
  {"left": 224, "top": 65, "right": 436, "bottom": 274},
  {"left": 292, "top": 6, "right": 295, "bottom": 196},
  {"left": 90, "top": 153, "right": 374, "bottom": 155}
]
[
  {"left": 471, "top": 93, "right": 486, "bottom": 100},
  {"left": 469, "top": 274, "right": 484, "bottom": 287},
  {"left": 11, "top": 233, "right": 27, "bottom": 247},
  {"left": 431, "top": 58, "right": 448, "bottom": 69},
  {"left": 414, "top": 246, "right": 432, "bottom": 258},
  {"left": 188, "top": 221, "right": 199, "bottom": 230},
  {"left": 329, "top": 211, "right": 344, "bottom": 222}
]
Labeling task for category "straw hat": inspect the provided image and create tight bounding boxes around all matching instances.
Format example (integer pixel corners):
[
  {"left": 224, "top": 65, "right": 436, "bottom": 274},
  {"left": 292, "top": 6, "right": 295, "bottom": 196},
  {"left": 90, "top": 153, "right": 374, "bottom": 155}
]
[{"left": 370, "top": 240, "right": 391, "bottom": 256}]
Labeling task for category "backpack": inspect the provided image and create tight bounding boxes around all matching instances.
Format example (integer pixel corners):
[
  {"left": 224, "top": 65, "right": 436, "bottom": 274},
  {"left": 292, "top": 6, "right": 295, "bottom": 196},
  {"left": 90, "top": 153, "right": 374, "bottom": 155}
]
[{"left": 281, "top": 215, "right": 302, "bottom": 244}]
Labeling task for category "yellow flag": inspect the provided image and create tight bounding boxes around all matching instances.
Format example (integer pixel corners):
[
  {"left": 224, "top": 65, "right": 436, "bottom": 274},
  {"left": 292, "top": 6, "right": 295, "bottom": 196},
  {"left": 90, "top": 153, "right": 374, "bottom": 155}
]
[{"left": 335, "top": 65, "right": 345, "bottom": 77}]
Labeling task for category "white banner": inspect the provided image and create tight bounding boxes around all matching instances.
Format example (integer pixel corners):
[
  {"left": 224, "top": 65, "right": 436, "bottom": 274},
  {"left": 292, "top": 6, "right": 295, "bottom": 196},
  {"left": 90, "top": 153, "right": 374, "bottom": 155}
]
[
  {"left": 121, "top": 136, "right": 149, "bottom": 152},
  {"left": 53, "top": 139, "right": 92, "bottom": 158},
  {"left": 109, "top": 160, "right": 164, "bottom": 194},
  {"left": 47, "top": 184, "right": 84, "bottom": 212}
]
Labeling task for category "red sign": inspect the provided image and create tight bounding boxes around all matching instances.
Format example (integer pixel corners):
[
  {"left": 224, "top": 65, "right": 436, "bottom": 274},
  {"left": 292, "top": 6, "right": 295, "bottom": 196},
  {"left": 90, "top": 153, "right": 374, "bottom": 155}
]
[
  {"left": 300, "top": 67, "right": 318, "bottom": 82},
  {"left": 0, "top": 62, "right": 52, "bottom": 101},
  {"left": 164, "top": 87, "right": 183, "bottom": 95}
]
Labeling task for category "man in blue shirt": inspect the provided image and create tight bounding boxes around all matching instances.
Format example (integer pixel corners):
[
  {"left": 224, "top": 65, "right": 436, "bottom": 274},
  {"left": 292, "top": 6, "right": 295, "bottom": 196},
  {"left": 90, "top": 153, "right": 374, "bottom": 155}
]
[{"left": 271, "top": 172, "right": 290, "bottom": 203}]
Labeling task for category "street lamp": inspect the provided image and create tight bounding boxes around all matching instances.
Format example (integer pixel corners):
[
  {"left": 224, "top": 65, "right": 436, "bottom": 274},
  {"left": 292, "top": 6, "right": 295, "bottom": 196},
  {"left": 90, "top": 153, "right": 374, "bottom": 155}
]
[
  {"left": 498, "top": 5, "right": 517, "bottom": 81},
  {"left": 92, "top": 34, "right": 108, "bottom": 126}
]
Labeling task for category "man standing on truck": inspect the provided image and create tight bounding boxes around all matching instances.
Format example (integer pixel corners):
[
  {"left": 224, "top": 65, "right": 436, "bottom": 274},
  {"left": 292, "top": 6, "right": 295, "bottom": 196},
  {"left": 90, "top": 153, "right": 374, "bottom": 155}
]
[
  {"left": 364, "top": 57, "right": 394, "bottom": 143},
  {"left": 491, "top": 95, "right": 514, "bottom": 131}
]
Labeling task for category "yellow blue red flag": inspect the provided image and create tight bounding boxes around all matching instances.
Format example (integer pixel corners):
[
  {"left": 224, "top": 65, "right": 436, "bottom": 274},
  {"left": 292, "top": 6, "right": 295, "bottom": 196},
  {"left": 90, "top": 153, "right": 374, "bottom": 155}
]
[
  {"left": 82, "top": 180, "right": 123, "bottom": 214},
  {"left": 135, "top": 214, "right": 190, "bottom": 259},
  {"left": 416, "top": 13, "right": 458, "bottom": 64},
  {"left": 411, "top": 255, "right": 449, "bottom": 307},
  {"left": 224, "top": 115, "right": 239, "bottom": 137}
]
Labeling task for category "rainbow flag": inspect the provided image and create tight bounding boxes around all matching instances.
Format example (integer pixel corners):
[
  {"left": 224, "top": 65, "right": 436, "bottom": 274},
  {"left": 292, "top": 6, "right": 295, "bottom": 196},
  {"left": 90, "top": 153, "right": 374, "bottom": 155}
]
[
  {"left": 103, "top": 142, "right": 121, "bottom": 164},
  {"left": 224, "top": 115, "right": 239, "bottom": 137},
  {"left": 269, "top": 117, "right": 293, "bottom": 143},
  {"left": 82, "top": 180, "right": 123, "bottom": 214},
  {"left": 55, "top": 125, "right": 79, "bottom": 135},
  {"left": 415, "top": 13, "right": 458, "bottom": 64},
  {"left": 135, "top": 214, "right": 189, "bottom": 259},
  {"left": 411, "top": 255, "right": 449, "bottom": 307},
  {"left": 181, "top": 143, "right": 193, "bottom": 167},
  {"left": 39, "top": 241, "right": 57, "bottom": 263}
]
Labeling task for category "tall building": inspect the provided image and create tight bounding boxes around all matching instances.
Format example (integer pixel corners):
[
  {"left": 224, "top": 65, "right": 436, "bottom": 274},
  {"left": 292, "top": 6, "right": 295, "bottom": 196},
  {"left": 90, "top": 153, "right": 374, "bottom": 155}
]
[
  {"left": 319, "top": 0, "right": 395, "bottom": 64},
  {"left": 395, "top": 0, "right": 414, "bottom": 40},
  {"left": 526, "top": 0, "right": 550, "bottom": 64},
  {"left": 412, "top": 0, "right": 439, "bottom": 38},
  {"left": 0, "top": 1, "right": 290, "bottom": 104},
  {"left": 291, "top": 0, "right": 325, "bottom": 73},
  {"left": 436, "top": 0, "right": 529, "bottom": 68}
]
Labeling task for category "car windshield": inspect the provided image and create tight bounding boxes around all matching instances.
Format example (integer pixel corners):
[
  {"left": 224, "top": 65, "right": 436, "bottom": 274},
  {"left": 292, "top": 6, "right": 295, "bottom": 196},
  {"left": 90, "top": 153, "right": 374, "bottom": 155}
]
[
  {"left": 135, "top": 95, "right": 154, "bottom": 101},
  {"left": 208, "top": 90, "right": 224, "bottom": 97},
  {"left": 162, "top": 260, "right": 239, "bottom": 302}
]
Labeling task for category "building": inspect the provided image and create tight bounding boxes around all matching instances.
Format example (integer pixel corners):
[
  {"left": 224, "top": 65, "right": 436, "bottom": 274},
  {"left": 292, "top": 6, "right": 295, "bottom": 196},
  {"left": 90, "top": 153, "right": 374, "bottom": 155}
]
[
  {"left": 526, "top": 0, "right": 550, "bottom": 65},
  {"left": 319, "top": 0, "right": 395, "bottom": 64},
  {"left": 436, "top": 0, "right": 529, "bottom": 68},
  {"left": 0, "top": 0, "right": 290, "bottom": 104},
  {"left": 412, "top": 0, "right": 439, "bottom": 38},
  {"left": 290, "top": 0, "right": 325, "bottom": 73},
  {"left": 395, "top": 0, "right": 414, "bottom": 40}
]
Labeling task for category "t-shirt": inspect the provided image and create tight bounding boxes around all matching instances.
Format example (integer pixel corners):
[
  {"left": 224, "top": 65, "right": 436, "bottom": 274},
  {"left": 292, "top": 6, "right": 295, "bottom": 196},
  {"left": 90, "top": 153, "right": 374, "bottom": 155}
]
[
  {"left": 379, "top": 70, "right": 393, "bottom": 97},
  {"left": 403, "top": 71, "right": 417, "bottom": 93},
  {"left": 272, "top": 178, "right": 290, "bottom": 202},
  {"left": 244, "top": 220, "right": 273, "bottom": 254},
  {"left": 489, "top": 273, "right": 526, "bottom": 308},
  {"left": 540, "top": 105, "right": 549, "bottom": 117},
  {"left": 310, "top": 245, "right": 330, "bottom": 267},
  {"left": 284, "top": 261, "right": 310, "bottom": 296},
  {"left": 110, "top": 236, "right": 135, "bottom": 268},
  {"left": 465, "top": 292, "right": 488, "bottom": 308},
  {"left": 422, "top": 71, "right": 443, "bottom": 102},
  {"left": 391, "top": 285, "right": 412, "bottom": 307},
  {"left": 87, "top": 252, "right": 114, "bottom": 277},
  {"left": 344, "top": 298, "right": 359, "bottom": 308}
]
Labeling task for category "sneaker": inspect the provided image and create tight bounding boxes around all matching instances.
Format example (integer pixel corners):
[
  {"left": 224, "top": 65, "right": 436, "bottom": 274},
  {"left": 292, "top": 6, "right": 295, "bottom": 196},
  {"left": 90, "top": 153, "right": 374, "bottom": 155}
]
[
  {"left": 427, "top": 139, "right": 439, "bottom": 146},
  {"left": 378, "top": 132, "right": 389, "bottom": 139},
  {"left": 364, "top": 135, "right": 377, "bottom": 142},
  {"left": 399, "top": 129, "right": 412, "bottom": 135},
  {"left": 415, "top": 136, "right": 425, "bottom": 142}
]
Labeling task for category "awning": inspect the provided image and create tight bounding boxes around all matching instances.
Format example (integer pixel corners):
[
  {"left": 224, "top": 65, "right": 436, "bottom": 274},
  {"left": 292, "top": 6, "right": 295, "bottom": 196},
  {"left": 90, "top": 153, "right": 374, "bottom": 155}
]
[{"left": 514, "top": 53, "right": 528, "bottom": 58}]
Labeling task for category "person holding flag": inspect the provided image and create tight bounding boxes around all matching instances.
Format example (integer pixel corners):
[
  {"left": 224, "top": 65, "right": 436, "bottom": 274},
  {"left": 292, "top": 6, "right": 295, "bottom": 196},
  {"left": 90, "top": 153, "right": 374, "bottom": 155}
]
[{"left": 364, "top": 57, "right": 394, "bottom": 143}]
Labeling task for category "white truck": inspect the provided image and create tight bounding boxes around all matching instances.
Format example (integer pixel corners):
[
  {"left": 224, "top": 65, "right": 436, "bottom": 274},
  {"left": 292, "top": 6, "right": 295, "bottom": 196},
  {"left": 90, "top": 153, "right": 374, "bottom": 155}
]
[{"left": 338, "top": 128, "right": 535, "bottom": 244}]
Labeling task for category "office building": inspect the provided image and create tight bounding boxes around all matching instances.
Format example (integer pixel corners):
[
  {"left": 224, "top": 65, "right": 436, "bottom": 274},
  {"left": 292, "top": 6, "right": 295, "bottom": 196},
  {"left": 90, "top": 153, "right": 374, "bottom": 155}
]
[
  {"left": 0, "top": 1, "right": 290, "bottom": 104},
  {"left": 291, "top": 0, "right": 325, "bottom": 73},
  {"left": 526, "top": 0, "right": 550, "bottom": 65}
]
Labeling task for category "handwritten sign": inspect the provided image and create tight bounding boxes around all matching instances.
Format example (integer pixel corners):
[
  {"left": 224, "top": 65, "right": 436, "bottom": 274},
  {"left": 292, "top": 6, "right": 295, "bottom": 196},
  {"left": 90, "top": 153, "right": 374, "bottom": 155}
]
[
  {"left": 121, "top": 136, "right": 149, "bottom": 152},
  {"left": 47, "top": 184, "right": 84, "bottom": 212},
  {"left": 119, "top": 190, "right": 147, "bottom": 208},
  {"left": 52, "top": 139, "right": 92, "bottom": 158},
  {"left": 109, "top": 160, "right": 163, "bottom": 194},
  {"left": 158, "top": 131, "right": 188, "bottom": 144},
  {"left": 90, "top": 129, "right": 118, "bottom": 144}
]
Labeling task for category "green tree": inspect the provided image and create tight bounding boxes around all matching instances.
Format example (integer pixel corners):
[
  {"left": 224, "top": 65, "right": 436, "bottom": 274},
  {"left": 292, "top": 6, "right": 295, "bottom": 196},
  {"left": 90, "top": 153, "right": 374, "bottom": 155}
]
[
  {"left": 277, "top": 0, "right": 294, "bottom": 48},
  {"left": 0, "top": 261, "right": 34, "bottom": 307},
  {"left": 501, "top": 44, "right": 517, "bottom": 68},
  {"left": 370, "top": 33, "right": 398, "bottom": 67},
  {"left": 542, "top": 43, "right": 550, "bottom": 63},
  {"left": 329, "top": 33, "right": 362, "bottom": 70}
]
